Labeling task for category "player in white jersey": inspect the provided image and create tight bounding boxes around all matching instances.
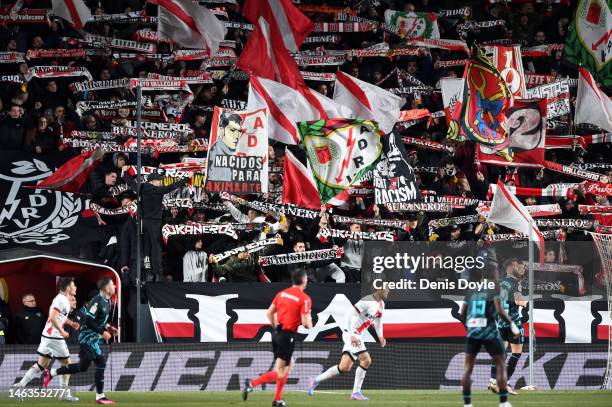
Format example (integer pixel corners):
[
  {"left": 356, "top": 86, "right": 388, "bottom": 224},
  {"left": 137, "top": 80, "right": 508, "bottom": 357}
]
[
  {"left": 13, "top": 277, "right": 80, "bottom": 402},
  {"left": 307, "top": 288, "right": 388, "bottom": 401}
]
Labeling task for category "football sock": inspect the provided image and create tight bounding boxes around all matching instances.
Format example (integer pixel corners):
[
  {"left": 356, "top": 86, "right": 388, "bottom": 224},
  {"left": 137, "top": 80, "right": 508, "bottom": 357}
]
[
  {"left": 500, "top": 389, "right": 508, "bottom": 403},
  {"left": 58, "top": 373, "right": 70, "bottom": 387},
  {"left": 273, "top": 375, "right": 287, "bottom": 401},
  {"left": 352, "top": 365, "right": 367, "bottom": 394},
  {"left": 463, "top": 389, "right": 471, "bottom": 405},
  {"left": 315, "top": 365, "right": 342, "bottom": 383},
  {"left": 95, "top": 366, "right": 105, "bottom": 394},
  {"left": 251, "top": 371, "right": 279, "bottom": 387},
  {"left": 507, "top": 353, "right": 521, "bottom": 379},
  {"left": 19, "top": 363, "right": 43, "bottom": 386},
  {"left": 96, "top": 393, "right": 106, "bottom": 400}
]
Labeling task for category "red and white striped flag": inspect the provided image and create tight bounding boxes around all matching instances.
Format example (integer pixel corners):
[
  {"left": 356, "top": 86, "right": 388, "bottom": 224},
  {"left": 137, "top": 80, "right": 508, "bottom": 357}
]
[
  {"left": 242, "top": 0, "right": 314, "bottom": 53},
  {"left": 51, "top": 0, "right": 91, "bottom": 30},
  {"left": 333, "top": 71, "right": 405, "bottom": 134},
  {"left": 32, "top": 148, "right": 105, "bottom": 193},
  {"left": 486, "top": 180, "right": 545, "bottom": 262},
  {"left": 282, "top": 149, "right": 348, "bottom": 208},
  {"left": 575, "top": 67, "right": 612, "bottom": 133},
  {"left": 247, "top": 76, "right": 351, "bottom": 145},
  {"left": 153, "top": 0, "right": 226, "bottom": 55}
]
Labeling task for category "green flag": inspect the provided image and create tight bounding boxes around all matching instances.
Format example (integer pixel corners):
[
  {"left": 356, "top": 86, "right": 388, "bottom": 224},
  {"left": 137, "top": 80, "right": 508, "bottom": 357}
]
[
  {"left": 564, "top": 0, "right": 612, "bottom": 87},
  {"left": 298, "top": 118, "right": 382, "bottom": 204}
]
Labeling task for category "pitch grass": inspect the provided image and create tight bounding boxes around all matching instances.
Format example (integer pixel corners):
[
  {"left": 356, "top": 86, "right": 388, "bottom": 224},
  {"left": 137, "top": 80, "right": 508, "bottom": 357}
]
[{"left": 2, "top": 390, "right": 612, "bottom": 407}]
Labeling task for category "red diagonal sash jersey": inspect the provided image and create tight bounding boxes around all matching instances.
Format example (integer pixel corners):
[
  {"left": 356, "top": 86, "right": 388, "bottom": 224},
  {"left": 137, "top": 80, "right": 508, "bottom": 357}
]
[{"left": 272, "top": 286, "right": 312, "bottom": 332}]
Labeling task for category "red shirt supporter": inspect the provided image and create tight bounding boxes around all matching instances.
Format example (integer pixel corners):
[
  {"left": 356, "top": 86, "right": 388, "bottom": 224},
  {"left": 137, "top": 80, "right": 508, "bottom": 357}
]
[{"left": 272, "top": 286, "right": 311, "bottom": 332}]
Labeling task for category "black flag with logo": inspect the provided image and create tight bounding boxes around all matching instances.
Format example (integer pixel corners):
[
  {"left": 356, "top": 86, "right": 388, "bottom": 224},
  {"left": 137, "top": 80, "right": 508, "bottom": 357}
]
[
  {"left": 0, "top": 151, "right": 104, "bottom": 253},
  {"left": 373, "top": 129, "right": 422, "bottom": 205}
]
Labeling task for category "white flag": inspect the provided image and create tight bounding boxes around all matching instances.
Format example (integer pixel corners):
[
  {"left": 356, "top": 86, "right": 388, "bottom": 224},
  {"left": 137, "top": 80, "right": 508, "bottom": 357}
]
[
  {"left": 51, "top": 0, "right": 91, "bottom": 30},
  {"left": 333, "top": 71, "right": 405, "bottom": 134},
  {"left": 575, "top": 67, "right": 612, "bottom": 133},
  {"left": 156, "top": 0, "right": 227, "bottom": 55},
  {"left": 247, "top": 76, "right": 351, "bottom": 144},
  {"left": 487, "top": 180, "right": 544, "bottom": 262}
]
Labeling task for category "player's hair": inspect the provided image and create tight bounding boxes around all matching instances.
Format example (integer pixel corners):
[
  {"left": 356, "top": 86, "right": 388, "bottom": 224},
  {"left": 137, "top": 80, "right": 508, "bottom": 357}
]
[
  {"left": 293, "top": 239, "right": 305, "bottom": 248},
  {"left": 502, "top": 258, "right": 517, "bottom": 272},
  {"left": 291, "top": 269, "right": 307, "bottom": 285},
  {"left": 58, "top": 277, "right": 74, "bottom": 292},
  {"left": 21, "top": 292, "right": 34, "bottom": 300},
  {"left": 220, "top": 112, "right": 242, "bottom": 128},
  {"left": 97, "top": 277, "right": 113, "bottom": 291}
]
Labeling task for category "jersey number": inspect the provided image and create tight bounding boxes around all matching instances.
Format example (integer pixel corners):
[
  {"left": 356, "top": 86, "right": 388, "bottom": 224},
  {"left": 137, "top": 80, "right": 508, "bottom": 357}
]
[{"left": 470, "top": 300, "right": 486, "bottom": 317}]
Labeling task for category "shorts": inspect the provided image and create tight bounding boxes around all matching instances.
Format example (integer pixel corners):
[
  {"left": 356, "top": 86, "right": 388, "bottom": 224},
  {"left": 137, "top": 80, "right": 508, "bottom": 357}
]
[
  {"left": 499, "top": 325, "right": 524, "bottom": 345},
  {"left": 465, "top": 336, "right": 505, "bottom": 356},
  {"left": 37, "top": 336, "right": 70, "bottom": 359},
  {"left": 341, "top": 330, "right": 367, "bottom": 361},
  {"left": 272, "top": 329, "right": 295, "bottom": 363},
  {"left": 79, "top": 341, "right": 104, "bottom": 362}
]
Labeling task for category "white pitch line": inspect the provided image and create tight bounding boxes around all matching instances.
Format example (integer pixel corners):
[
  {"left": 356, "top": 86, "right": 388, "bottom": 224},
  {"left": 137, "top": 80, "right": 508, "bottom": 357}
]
[{"left": 294, "top": 390, "right": 347, "bottom": 395}]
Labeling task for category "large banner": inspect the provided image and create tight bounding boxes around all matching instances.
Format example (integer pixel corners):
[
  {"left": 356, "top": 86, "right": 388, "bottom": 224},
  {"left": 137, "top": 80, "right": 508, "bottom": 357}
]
[
  {"left": 205, "top": 107, "right": 268, "bottom": 194},
  {"left": 564, "top": 0, "right": 612, "bottom": 87},
  {"left": 477, "top": 99, "right": 546, "bottom": 167},
  {"left": 0, "top": 343, "right": 606, "bottom": 391},
  {"left": 0, "top": 151, "right": 100, "bottom": 250},
  {"left": 374, "top": 130, "right": 422, "bottom": 205},
  {"left": 146, "top": 283, "right": 611, "bottom": 344}
]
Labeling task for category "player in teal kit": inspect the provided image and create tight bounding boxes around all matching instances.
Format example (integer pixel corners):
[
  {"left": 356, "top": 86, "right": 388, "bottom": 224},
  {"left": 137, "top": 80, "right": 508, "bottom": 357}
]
[
  {"left": 459, "top": 262, "right": 519, "bottom": 407},
  {"left": 489, "top": 259, "right": 528, "bottom": 395},
  {"left": 44, "top": 278, "right": 118, "bottom": 405}
]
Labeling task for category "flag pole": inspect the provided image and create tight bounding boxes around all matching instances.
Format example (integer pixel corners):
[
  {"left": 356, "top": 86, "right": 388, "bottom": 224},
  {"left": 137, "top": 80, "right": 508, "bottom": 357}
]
[
  {"left": 136, "top": 84, "right": 143, "bottom": 344},
  {"left": 528, "top": 218, "right": 535, "bottom": 388}
]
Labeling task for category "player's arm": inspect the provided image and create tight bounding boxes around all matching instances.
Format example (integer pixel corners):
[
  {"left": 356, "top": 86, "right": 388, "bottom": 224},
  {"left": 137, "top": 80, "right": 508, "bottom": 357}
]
[
  {"left": 458, "top": 302, "right": 467, "bottom": 325},
  {"left": 494, "top": 297, "right": 520, "bottom": 336},
  {"left": 64, "top": 318, "right": 80, "bottom": 330},
  {"left": 301, "top": 297, "right": 313, "bottom": 329},
  {"left": 514, "top": 291, "right": 528, "bottom": 307},
  {"left": 82, "top": 299, "right": 110, "bottom": 340},
  {"left": 48, "top": 307, "right": 69, "bottom": 338},
  {"left": 266, "top": 303, "right": 277, "bottom": 329},
  {"left": 374, "top": 316, "right": 386, "bottom": 348}
]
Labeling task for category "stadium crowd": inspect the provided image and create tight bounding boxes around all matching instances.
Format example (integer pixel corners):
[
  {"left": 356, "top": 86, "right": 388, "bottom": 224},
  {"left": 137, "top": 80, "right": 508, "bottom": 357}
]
[{"left": 0, "top": 0, "right": 610, "bottom": 298}]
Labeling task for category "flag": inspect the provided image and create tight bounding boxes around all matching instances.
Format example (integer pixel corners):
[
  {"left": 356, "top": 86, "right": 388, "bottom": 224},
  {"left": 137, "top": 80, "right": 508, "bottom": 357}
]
[
  {"left": 373, "top": 130, "right": 422, "bottom": 205},
  {"left": 51, "top": 0, "right": 92, "bottom": 30},
  {"left": 485, "top": 45, "right": 527, "bottom": 98},
  {"left": 447, "top": 47, "right": 513, "bottom": 160},
  {"left": 237, "top": 22, "right": 306, "bottom": 90},
  {"left": 242, "top": 0, "right": 314, "bottom": 52},
  {"left": 564, "top": 0, "right": 612, "bottom": 87},
  {"left": 32, "top": 149, "right": 105, "bottom": 193},
  {"left": 247, "top": 76, "right": 351, "bottom": 144},
  {"left": 282, "top": 149, "right": 323, "bottom": 209},
  {"left": 298, "top": 118, "right": 382, "bottom": 204},
  {"left": 384, "top": 9, "right": 440, "bottom": 39},
  {"left": 440, "top": 78, "right": 463, "bottom": 125},
  {"left": 333, "top": 71, "right": 406, "bottom": 134},
  {"left": 486, "top": 180, "right": 545, "bottom": 263},
  {"left": 575, "top": 67, "right": 612, "bottom": 132},
  {"left": 477, "top": 99, "right": 547, "bottom": 167},
  {"left": 155, "top": 0, "right": 227, "bottom": 55},
  {"left": 237, "top": 0, "right": 313, "bottom": 88}
]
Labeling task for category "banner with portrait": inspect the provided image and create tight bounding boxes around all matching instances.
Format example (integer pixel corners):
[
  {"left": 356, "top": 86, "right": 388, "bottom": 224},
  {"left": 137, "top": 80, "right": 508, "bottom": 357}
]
[{"left": 205, "top": 107, "right": 268, "bottom": 194}]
